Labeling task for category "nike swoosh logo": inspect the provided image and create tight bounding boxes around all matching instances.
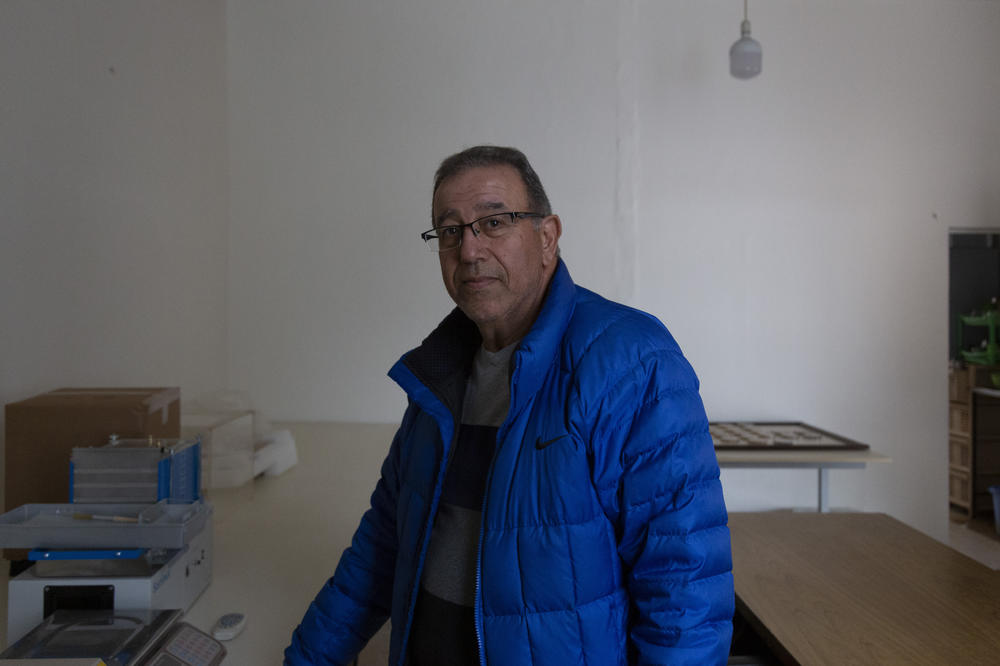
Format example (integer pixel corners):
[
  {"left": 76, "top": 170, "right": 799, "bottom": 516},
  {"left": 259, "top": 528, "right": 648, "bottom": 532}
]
[{"left": 535, "top": 434, "right": 569, "bottom": 450}]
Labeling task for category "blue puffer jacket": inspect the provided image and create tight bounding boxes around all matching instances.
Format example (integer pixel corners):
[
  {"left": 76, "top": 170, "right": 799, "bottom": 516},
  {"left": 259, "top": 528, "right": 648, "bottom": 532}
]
[{"left": 285, "top": 260, "right": 734, "bottom": 665}]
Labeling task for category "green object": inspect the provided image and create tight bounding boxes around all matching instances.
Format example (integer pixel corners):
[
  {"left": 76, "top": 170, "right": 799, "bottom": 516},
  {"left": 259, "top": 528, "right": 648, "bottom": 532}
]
[{"left": 959, "top": 310, "right": 1000, "bottom": 365}]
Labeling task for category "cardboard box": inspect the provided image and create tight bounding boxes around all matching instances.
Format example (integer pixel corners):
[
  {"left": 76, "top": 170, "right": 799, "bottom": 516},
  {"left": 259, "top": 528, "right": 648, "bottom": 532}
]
[
  {"left": 4, "top": 387, "right": 180, "bottom": 513},
  {"left": 181, "top": 410, "right": 254, "bottom": 489}
]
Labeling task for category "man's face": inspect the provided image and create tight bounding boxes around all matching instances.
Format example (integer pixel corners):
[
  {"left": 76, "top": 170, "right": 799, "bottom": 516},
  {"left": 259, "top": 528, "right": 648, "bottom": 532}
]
[{"left": 432, "top": 164, "right": 561, "bottom": 350}]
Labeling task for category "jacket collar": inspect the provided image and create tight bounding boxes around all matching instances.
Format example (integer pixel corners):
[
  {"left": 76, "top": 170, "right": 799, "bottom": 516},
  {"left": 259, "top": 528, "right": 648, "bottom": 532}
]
[
  {"left": 392, "top": 259, "right": 577, "bottom": 418},
  {"left": 508, "top": 259, "right": 575, "bottom": 411}
]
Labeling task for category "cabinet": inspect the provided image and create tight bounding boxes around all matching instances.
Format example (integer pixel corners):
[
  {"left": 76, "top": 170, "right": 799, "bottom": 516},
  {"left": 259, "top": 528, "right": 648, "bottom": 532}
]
[
  {"left": 949, "top": 364, "right": 1000, "bottom": 518},
  {"left": 971, "top": 389, "right": 1000, "bottom": 516},
  {"left": 949, "top": 365, "right": 974, "bottom": 514}
]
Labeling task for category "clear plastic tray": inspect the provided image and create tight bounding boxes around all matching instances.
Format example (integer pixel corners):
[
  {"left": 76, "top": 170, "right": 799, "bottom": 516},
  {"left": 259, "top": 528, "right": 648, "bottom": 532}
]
[{"left": 0, "top": 500, "right": 211, "bottom": 549}]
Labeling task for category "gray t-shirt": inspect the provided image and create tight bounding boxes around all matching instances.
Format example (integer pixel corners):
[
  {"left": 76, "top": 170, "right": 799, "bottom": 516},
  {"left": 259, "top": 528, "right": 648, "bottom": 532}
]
[{"left": 408, "top": 342, "right": 516, "bottom": 665}]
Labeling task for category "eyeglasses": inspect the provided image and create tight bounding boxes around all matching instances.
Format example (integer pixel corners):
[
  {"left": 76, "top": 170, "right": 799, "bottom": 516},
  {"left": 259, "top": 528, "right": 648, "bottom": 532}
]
[{"left": 420, "top": 211, "right": 544, "bottom": 252}]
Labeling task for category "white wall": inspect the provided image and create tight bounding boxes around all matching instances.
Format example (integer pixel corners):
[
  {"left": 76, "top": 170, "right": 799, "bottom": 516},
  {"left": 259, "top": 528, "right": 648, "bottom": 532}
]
[
  {"left": 3, "top": 1, "right": 1000, "bottom": 541},
  {"left": 225, "top": 0, "right": 625, "bottom": 421},
  {"left": 0, "top": 3, "right": 230, "bottom": 411},
  {"left": 226, "top": 0, "right": 1000, "bottom": 540},
  {"left": 632, "top": 1, "right": 1000, "bottom": 532}
]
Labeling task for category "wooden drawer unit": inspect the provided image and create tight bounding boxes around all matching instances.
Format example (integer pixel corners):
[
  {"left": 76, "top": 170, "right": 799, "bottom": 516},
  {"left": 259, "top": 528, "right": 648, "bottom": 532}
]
[
  {"left": 949, "top": 436, "right": 971, "bottom": 468},
  {"left": 949, "top": 468, "right": 971, "bottom": 508},
  {"left": 949, "top": 403, "right": 971, "bottom": 436},
  {"left": 949, "top": 368, "right": 970, "bottom": 401},
  {"left": 945, "top": 364, "right": 1000, "bottom": 516}
]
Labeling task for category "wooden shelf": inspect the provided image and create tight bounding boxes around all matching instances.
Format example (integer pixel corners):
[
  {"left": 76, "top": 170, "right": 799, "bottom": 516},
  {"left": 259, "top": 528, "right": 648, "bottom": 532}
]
[{"left": 949, "top": 364, "right": 1000, "bottom": 519}]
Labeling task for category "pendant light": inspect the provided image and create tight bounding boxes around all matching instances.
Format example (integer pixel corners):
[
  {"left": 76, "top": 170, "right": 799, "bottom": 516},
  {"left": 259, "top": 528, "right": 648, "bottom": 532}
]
[{"left": 730, "top": 0, "right": 762, "bottom": 79}]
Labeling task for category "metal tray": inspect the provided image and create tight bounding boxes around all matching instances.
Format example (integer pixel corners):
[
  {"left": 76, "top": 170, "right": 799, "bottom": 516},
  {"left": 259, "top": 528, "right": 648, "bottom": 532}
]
[{"left": 0, "top": 500, "right": 211, "bottom": 549}]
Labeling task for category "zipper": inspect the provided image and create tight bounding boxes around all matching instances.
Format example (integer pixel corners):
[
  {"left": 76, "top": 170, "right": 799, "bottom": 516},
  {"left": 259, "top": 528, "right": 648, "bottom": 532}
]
[
  {"left": 476, "top": 353, "right": 523, "bottom": 665},
  {"left": 473, "top": 436, "right": 496, "bottom": 666},
  {"left": 474, "top": 396, "right": 518, "bottom": 666},
  {"left": 396, "top": 412, "right": 459, "bottom": 666},
  {"left": 474, "top": 541, "right": 486, "bottom": 665}
]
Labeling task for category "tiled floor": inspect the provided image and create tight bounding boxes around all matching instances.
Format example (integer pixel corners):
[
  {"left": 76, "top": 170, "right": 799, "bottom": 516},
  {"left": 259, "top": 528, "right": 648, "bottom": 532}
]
[{"left": 948, "top": 516, "right": 1000, "bottom": 569}]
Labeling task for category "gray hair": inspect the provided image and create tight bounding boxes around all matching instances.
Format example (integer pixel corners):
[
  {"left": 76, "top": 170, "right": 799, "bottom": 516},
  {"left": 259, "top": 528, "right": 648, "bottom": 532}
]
[{"left": 433, "top": 145, "right": 552, "bottom": 217}]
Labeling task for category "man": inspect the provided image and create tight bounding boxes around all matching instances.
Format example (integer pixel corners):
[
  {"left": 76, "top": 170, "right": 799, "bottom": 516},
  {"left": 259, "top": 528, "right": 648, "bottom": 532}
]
[{"left": 285, "top": 146, "right": 734, "bottom": 665}]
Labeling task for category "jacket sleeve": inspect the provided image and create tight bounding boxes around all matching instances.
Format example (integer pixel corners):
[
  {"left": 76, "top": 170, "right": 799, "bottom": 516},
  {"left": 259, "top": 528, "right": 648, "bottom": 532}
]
[
  {"left": 588, "top": 343, "right": 734, "bottom": 665},
  {"left": 284, "top": 407, "right": 415, "bottom": 665}
]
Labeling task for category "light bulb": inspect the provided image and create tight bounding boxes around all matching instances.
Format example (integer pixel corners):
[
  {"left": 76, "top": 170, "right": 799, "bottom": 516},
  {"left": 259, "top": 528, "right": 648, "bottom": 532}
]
[{"left": 730, "top": 18, "right": 762, "bottom": 79}]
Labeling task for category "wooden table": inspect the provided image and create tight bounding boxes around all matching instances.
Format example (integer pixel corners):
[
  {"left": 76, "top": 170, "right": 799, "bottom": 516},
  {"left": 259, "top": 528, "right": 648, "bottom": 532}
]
[{"left": 730, "top": 512, "right": 1000, "bottom": 665}]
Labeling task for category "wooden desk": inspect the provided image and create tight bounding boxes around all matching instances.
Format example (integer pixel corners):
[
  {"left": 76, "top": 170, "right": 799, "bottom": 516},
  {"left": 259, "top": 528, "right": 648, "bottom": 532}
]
[{"left": 730, "top": 512, "right": 1000, "bottom": 665}]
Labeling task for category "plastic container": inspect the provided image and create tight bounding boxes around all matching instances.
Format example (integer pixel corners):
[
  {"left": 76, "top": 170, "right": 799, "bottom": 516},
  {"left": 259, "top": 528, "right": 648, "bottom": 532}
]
[
  {"left": 990, "top": 485, "right": 1000, "bottom": 534},
  {"left": 0, "top": 500, "right": 211, "bottom": 549},
  {"left": 70, "top": 437, "right": 200, "bottom": 504}
]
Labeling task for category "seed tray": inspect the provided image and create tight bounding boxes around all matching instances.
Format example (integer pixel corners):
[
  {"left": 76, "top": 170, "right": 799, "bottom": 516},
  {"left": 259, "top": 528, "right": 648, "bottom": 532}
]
[{"left": 0, "top": 501, "right": 211, "bottom": 550}]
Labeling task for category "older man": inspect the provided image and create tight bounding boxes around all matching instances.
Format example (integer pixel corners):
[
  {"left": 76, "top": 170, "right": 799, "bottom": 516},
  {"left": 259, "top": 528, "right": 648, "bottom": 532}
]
[{"left": 285, "top": 146, "right": 734, "bottom": 665}]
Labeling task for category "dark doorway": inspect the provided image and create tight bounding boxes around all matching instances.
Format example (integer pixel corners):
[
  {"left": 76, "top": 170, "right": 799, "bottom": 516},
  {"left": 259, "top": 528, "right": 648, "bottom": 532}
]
[{"left": 949, "top": 232, "right": 1000, "bottom": 359}]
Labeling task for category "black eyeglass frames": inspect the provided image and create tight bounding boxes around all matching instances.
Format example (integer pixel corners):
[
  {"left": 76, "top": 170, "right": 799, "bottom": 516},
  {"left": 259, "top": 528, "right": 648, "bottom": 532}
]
[{"left": 420, "top": 212, "right": 544, "bottom": 252}]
